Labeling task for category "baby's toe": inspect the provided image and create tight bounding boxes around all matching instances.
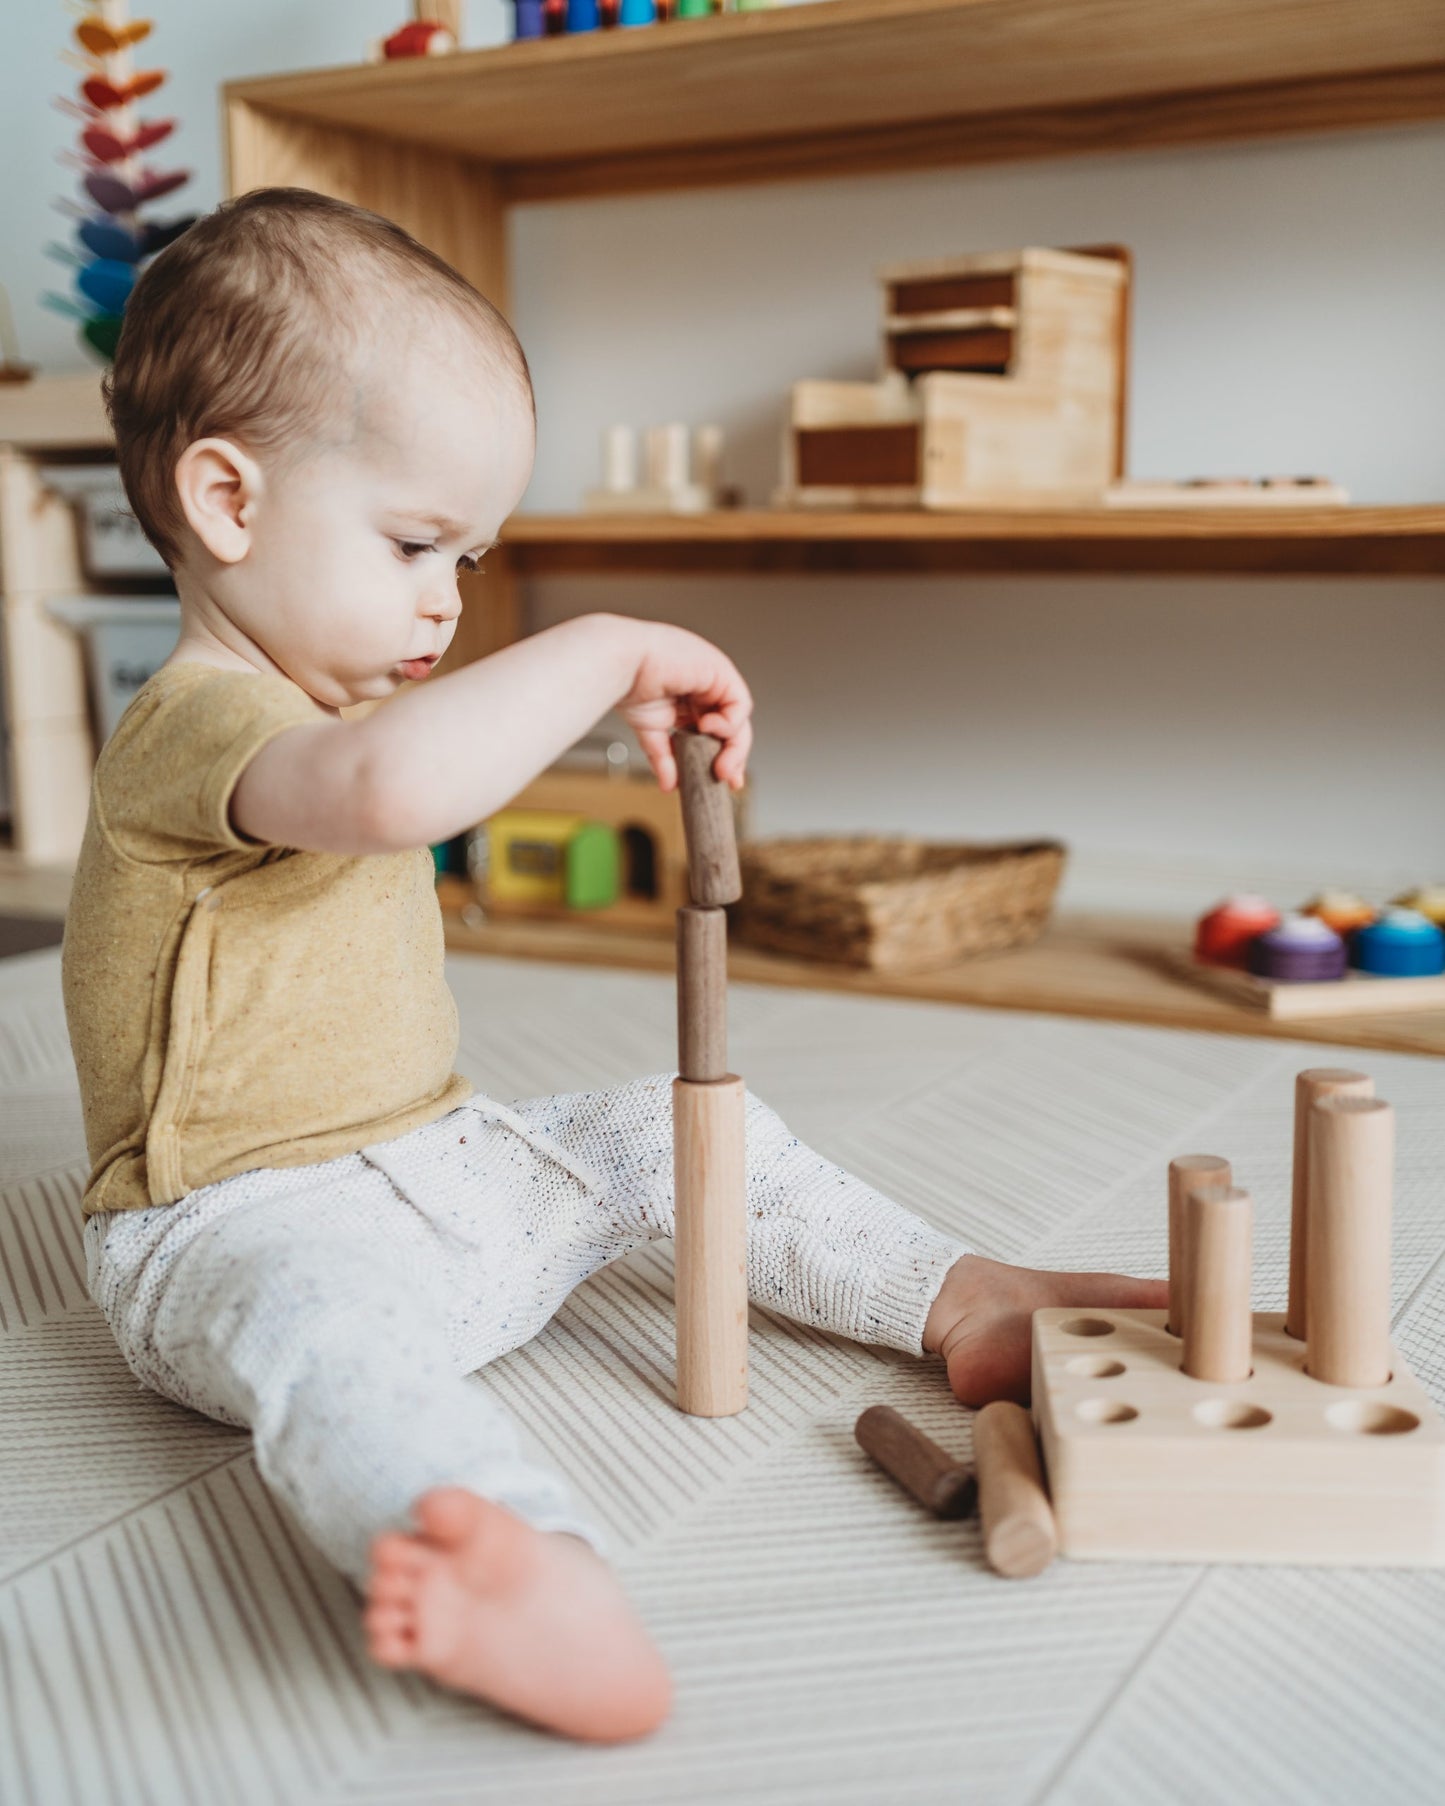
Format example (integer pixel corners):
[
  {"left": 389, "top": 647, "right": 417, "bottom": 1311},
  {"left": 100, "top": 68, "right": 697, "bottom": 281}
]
[
  {"left": 367, "top": 1565, "right": 418, "bottom": 1609},
  {"left": 413, "top": 1486, "right": 491, "bottom": 1550},
  {"left": 369, "top": 1531, "right": 428, "bottom": 1579}
]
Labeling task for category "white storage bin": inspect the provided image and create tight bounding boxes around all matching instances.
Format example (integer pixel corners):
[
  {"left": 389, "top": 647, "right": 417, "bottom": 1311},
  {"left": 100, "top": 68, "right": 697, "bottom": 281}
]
[
  {"left": 44, "top": 596, "right": 181, "bottom": 744},
  {"left": 39, "top": 465, "right": 169, "bottom": 583}
]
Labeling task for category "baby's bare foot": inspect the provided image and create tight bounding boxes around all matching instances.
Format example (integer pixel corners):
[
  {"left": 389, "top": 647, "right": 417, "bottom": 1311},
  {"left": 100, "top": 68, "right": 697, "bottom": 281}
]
[
  {"left": 924, "top": 1254, "right": 1169, "bottom": 1407},
  {"left": 363, "top": 1488, "right": 671, "bottom": 1743}
]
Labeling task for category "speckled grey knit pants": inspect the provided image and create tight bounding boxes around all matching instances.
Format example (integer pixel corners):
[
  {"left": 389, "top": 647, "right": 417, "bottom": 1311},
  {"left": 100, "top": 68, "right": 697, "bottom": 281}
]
[{"left": 84, "top": 1073, "right": 969, "bottom": 1585}]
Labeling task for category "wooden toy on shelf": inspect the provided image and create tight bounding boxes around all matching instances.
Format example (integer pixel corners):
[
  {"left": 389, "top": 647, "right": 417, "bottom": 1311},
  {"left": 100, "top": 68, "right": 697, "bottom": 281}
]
[
  {"left": 672, "top": 729, "right": 748, "bottom": 1418},
  {"left": 372, "top": 0, "right": 462, "bottom": 59},
  {"left": 584, "top": 422, "right": 732, "bottom": 514},
  {"left": 1105, "top": 476, "right": 1348, "bottom": 507},
  {"left": 779, "top": 246, "right": 1131, "bottom": 510},
  {"left": 1032, "top": 1074, "right": 1445, "bottom": 1566}
]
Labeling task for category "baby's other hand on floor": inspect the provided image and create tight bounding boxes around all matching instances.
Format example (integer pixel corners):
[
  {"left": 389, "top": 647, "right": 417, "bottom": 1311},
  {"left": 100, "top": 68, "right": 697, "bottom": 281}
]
[
  {"left": 923, "top": 1254, "right": 1169, "bottom": 1408},
  {"left": 365, "top": 1489, "right": 671, "bottom": 1743}
]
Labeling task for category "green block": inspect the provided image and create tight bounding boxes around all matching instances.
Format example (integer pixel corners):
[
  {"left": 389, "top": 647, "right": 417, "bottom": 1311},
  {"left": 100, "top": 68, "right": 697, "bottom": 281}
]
[
  {"left": 566, "top": 821, "right": 621, "bottom": 910},
  {"left": 674, "top": 0, "right": 711, "bottom": 15}
]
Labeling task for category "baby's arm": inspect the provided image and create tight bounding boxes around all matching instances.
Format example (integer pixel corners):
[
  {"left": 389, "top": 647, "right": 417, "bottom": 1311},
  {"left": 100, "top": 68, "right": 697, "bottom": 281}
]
[{"left": 231, "top": 613, "right": 751, "bottom": 855}]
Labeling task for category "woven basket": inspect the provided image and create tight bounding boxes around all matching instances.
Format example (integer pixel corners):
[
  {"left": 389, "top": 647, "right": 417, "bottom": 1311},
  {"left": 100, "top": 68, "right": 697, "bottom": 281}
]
[{"left": 733, "top": 836, "right": 1067, "bottom": 973}]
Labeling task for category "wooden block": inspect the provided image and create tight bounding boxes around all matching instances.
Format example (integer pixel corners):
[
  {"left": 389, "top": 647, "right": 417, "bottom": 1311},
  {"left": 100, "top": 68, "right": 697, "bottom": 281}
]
[
  {"left": 673, "top": 731, "right": 741, "bottom": 906},
  {"left": 1286, "top": 1068, "right": 1373, "bottom": 1341},
  {"left": 974, "top": 1400, "right": 1057, "bottom": 1577},
  {"left": 1175, "top": 955, "right": 1445, "bottom": 1018},
  {"left": 1166, "top": 1154, "right": 1232, "bottom": 1339},
  {"left": 677, "top": 904, "right": 727, "bottom": 1081},
  {"left": 1032, "top": 1307, "right": 1445, "bottom": 1565},
  {"left": 854, "top": 1404, "right": 977, "bottom": 1519},
  {"left": 1307, "top": 1095, "right": 1394, "bottom": 1388},
  {"left": 1181, "top": 1186, "right": 1253, "bottom": 1383},
  {"left": 673, "top": 1073, "right": 747, "bottom": 1417}
]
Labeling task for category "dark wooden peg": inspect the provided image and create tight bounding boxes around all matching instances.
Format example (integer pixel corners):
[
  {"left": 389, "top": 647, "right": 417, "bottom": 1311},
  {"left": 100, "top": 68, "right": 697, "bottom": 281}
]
[
  {"left": 854, "top": 1405, "right": 978, "bottom": 1520},
  {"left": 677, "top": 906, "right": 728, "bottom": 1081},
  {"left": 674, "top": 731, "right": 742, "bottom": 907}
]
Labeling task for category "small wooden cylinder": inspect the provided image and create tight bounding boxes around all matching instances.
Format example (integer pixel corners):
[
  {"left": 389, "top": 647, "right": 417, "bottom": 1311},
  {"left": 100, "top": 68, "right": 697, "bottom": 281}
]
[
  {"left": 974, "top": 1401, "right": 1056, "bottom": 1578},
  {"left": 674, "top": 1074, "right": 748, "bottom": 1417},
  {"left": 854, "top": 1405, "right": 977, "bottom": 1520},
  {"left": 1181, "top": 1186, "right": 1253, "bottom": 1383},
  {"left": 1306, "top": 1095, "right": 1394, "bottom": 1388},
  {"left": 674, "top": 731, "right": 742, "bottom": 907},
  {"left": 1286, "top": 1068, "right": 1374, "bottom": 1341},
  {"left": 1166, "top": 1155, "right": 1232, "bottom": 1339},
  {"left": 419, "top": 0, "right": 465, "bottom": 36},
  {"left": 677, "top": 906, "right": 728, "bottom": 1081}
]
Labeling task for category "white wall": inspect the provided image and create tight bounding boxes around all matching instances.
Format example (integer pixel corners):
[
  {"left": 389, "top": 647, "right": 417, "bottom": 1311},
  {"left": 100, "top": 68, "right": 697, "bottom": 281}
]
[{"left": 7, "top": 3, "right": 1443, "bottom": 911}]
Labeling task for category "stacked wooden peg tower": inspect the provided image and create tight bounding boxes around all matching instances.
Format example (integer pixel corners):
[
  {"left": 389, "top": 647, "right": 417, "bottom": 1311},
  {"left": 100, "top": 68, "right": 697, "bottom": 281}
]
[
  {"left": 1033, "top": 1066, "right": 1445, "bottom": 1566},
  {"left": 672, "top": 732, "right": 748, "bottom": 1418}
]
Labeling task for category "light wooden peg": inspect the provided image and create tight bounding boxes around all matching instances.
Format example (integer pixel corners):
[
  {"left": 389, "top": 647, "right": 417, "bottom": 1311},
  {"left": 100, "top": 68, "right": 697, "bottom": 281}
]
[
  {"left": 975, "top": 1402, "right": 1056, "bottom": 1578},
  {"left": 674, "top": 731, "right": 742, "bottom": 906},
  {"left": 677, "top": 905, "right": 727, "bottom": 1081},
  {"left": 1286, "top": 1068, "right": 1374, "bottom": 1341},
  {"left": 1306, "top": 1095, "right": 1394, "bottom": 1388},
  {"left": 417, "top": 0, "right": 464, "bottom": 36},
  {"left": 854, "top": 1405, "right": 977, "bottom": 1519},
  {"left": 1167, "top": 1154, "right": 1232, "bottom": 1339},
  {"left": 674, "top": 1074, "right": 748, "bottom": 1416},
  {"left": 1181, "top": 1185, "right": 1253, "bottom": 1383}
]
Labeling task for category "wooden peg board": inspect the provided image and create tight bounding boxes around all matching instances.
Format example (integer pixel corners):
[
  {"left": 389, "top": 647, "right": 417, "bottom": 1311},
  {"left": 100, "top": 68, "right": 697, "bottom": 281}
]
[
  {"left": 1175, "top": 956, "right": 1445, "bottom": 1020},
  {"left": 1032, "top": 1308, "right": 1445, "bottom": 1566}
]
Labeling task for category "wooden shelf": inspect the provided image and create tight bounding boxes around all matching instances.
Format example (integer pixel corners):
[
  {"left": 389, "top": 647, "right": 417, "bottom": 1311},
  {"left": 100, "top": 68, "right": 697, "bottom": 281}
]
[
  {"left": 438, "top": 896, "right": 1445, "bottom": 1057},
  {"left": 224, "top": 0, "right": 1445, "bottom": 203},
  {"left": 502, "top": 507, "right": 1445, "bottom": 575}
]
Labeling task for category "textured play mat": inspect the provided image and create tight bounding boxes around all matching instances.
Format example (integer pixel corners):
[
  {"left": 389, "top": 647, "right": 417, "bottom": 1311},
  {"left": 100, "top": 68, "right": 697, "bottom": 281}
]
[{"left": 2, "top": 946, "right": 1443, "bottom": 1805}]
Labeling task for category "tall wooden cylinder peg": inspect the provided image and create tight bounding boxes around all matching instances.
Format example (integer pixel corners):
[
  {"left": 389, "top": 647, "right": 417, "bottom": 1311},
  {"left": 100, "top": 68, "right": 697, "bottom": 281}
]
[
  {"left": 1286, "top": 1068, "right": 1373, "bottom": 1341},
  {"left": 1181, "top": 1186, "right": 1254, "bottom": 1383},
  {"left": 674, "top": 731, "right": 741, "bottom": 907},
  {"left": 674, "top": 1074, "right": 748, "bottom": 1416},
  {"left": 1306, "top": 1095, "right": 1394, "bottom": 1388},
  {"left": 1167, "top": 1155, "right": 1232, "bottom": 1339},
  {"left": 855, "top": 1405, "right": 977, "bottom": 1520},
  {"left": 677, "top": 905, "right": 728, "bottom": 1081},
  {"left": 974, "top": 1401, "right": 1056, "bottom": 1578}
]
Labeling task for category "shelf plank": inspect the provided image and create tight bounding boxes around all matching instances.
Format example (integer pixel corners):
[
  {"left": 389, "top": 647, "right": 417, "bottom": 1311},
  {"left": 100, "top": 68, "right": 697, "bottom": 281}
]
[
  {"left": 437, "top": 898, "right": 1445, "bottom": 1057},
  {"left": 501, "top": 507, "right": 1445, "bottom": 575},
  {"left": 224, "top": 0, "right": 1445, "bottom": 202}
]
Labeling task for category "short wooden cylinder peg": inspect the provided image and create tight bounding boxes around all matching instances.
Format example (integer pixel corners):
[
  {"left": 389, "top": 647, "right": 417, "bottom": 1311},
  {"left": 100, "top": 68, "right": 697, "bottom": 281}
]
[
  {"left": 1166, "top": 1154, "right": 1232, "bottom": 1340},
  {"left": 674, "top": 731, "right": 742, "bottom": 907},
  {"left": 974, "top": 1402, "right": 1056, "bottom": 1578},
  {"left": 1181, "top": 1186, "right": 1254, "bottom": 1383},
  {"left": 854, "top": 1405, "right": 977, "bottom": 1520},
  {"left": 674, "top": 1074, "right": 748, "bottom": 1417},
  {"left": 677, "top": 905, "right": 728, "bottom": 1081},
  {"left": 1286, "top": 1068, "right": 1373, "bottom": 1342},
  {"left": 1306, "top": 1095, "right": 1394, "bottom": 1389}
]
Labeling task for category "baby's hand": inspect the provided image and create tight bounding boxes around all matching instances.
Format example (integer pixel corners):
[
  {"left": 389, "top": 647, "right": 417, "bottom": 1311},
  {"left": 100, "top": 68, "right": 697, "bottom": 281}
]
[{"left": 617, "top": 623, "right": 752, "bottom": 793}]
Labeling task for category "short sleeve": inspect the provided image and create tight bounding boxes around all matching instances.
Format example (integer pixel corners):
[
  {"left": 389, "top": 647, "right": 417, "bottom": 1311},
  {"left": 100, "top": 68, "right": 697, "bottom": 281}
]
[{"left": 94, "top": 665, "right": 328, "bottom": 863}]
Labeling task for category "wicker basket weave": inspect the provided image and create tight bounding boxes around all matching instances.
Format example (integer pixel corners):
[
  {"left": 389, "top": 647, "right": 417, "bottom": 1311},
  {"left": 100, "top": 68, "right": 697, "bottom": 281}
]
[{"left": 733, "top": 836, "right": 1067, "bottom": 973}]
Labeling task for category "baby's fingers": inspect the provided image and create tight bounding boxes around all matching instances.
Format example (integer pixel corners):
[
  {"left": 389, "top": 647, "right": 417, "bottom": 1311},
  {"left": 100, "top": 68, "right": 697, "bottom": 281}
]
[{"left": 635, "top": 725, "right": 678, "bottom": 792}]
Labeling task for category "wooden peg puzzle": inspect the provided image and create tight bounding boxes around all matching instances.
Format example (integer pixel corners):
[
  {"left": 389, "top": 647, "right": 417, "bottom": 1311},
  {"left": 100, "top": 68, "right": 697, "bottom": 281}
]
[
  {"left": 1032, "top": 1071, "right": 1445, "bottom": 1566},
  {"left": 672, "top": 731, "right": 748, "bottom": 1417}
]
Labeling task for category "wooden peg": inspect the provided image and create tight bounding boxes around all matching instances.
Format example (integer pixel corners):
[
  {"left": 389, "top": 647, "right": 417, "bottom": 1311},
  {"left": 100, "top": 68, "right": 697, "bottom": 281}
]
[
  {"left": 1181, "top": 1185, "right": 1253, "bottom": 1382},
  {"left": 1286, "top": 1068, "right": 1373, "bottom": 1341},
  {"left": 673, "top": 1074, "right": 748, "bottom": 1416},
  {"left": 1166, "top": 1154, "right": 1232, "bottom": 1339},
  {"left": 1306, "top": 1095, "right": 1394, "bottom": 1388},
  {"left": 674, "top": 731, "right": 741, "bottom": 907},
  {"left": 974, "top": 1401, "right": 1057, "bottom": 1578},
  {"left": 854, "top": 1405, "right": 977, "bottom": 1519},
  {"left": 677, "top": 905, "right": 727, "bottom": 1081}
]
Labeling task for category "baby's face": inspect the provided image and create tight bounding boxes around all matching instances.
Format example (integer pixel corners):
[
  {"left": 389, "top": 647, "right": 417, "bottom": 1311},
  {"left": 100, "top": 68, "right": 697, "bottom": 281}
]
[{"left": 233, "top": 323, "right": 535, "bottom": 710}]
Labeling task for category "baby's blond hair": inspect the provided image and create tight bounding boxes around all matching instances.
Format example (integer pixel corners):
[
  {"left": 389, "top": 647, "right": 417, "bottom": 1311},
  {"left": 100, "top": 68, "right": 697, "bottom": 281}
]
[{"left": 105, "top": 187, "right": 531, "bottom": 568}]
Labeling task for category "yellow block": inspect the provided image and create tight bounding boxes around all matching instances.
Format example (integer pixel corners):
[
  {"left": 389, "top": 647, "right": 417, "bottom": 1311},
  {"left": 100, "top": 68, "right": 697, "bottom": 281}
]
[{"left": 486, "top": 810, "right": 586, "bottom": 903}]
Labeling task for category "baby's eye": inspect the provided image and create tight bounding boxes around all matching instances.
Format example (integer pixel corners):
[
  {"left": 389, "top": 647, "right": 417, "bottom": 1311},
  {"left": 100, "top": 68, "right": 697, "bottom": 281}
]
[{"left": 394, "top": 539, "right": 435, "bottom": 561}]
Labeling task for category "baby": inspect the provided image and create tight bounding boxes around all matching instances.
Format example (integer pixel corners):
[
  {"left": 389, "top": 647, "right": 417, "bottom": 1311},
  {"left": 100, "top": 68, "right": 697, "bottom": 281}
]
[{"left": 63, "top": 188, "right": 1166, "bottom": 1747}]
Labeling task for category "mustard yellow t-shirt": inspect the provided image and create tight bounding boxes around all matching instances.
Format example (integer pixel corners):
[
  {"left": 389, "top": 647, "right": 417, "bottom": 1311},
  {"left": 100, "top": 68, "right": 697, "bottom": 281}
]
[{"left": 61, "top": 660, "right": 473, "bottom": 1216}]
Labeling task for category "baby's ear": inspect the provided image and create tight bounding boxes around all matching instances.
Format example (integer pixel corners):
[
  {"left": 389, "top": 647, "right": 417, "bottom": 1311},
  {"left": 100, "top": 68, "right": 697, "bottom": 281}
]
[{"left": 174, "top": 436, "right": 263, "bottom": 565}]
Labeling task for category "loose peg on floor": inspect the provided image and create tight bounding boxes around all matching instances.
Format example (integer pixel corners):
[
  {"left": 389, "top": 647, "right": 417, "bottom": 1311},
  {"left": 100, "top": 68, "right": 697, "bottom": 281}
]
[
  {"left": 677, "top": 905, "right": 728, "bottom": 1082},
  {"left": 974, "top": 1401, "right": 1057, "bottom": 1578},
  {"left": 673, "top": 731, "right": 742, "bottom": 907},
  {"left": 673, "top": 1073, "right": 748, "bottom": 1417},
  {"left": 854, "top": 1405, "right": 977, "bottom": 1519},
  {"left": 1286, "top": 1068, "right": 1374, "bottom": 1342}
]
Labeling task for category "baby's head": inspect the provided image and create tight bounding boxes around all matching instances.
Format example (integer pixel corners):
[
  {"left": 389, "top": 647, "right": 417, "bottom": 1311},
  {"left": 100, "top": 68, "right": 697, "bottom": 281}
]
[{"left": 107, "top": 187, "right": 536, "bottom": 708}]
